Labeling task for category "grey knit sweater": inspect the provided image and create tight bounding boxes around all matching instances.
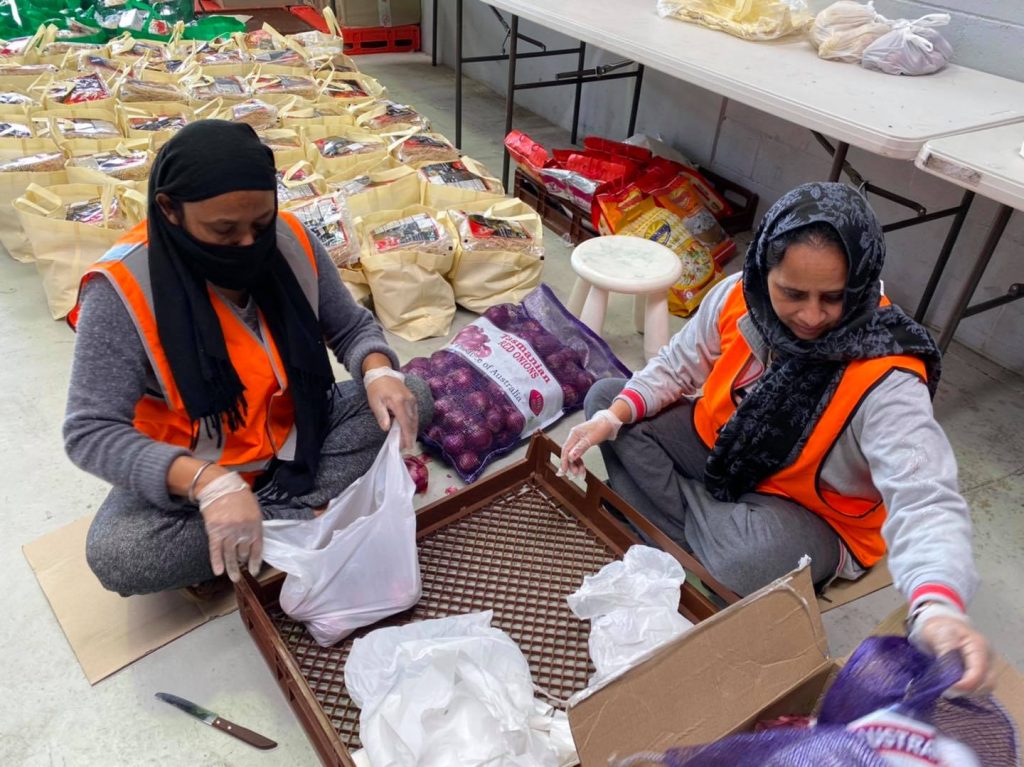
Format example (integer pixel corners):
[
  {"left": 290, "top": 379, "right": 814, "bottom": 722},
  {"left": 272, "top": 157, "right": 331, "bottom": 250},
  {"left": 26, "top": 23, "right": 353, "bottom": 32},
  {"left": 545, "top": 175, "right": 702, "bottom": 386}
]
[{"left": 63, "top": 222, "right": 398, "bottom": 510}]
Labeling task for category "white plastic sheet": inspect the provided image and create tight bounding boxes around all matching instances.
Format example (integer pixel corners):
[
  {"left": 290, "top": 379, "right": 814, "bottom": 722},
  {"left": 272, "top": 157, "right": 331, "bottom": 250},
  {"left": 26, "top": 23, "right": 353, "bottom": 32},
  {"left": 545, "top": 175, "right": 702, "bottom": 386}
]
[
  {"left": 261, "top": 426, "right": 421, "bottom": 647},
  {"left": 567, "top": 545, "right": 694, "bottom": 686},
  {"left": 344, "top": 611, "right": 577, "bottom": 767}
]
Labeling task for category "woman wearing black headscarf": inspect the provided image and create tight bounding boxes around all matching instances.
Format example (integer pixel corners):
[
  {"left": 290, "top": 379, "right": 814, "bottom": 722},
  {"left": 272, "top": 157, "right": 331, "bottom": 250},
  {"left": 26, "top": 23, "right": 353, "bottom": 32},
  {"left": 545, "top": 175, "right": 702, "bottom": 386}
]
[
  {"left": 64, "top": 121, "right": 431, "bottom": 595},
  {"left": 561, "top": 182, "right": 993, "bottom": 694}
]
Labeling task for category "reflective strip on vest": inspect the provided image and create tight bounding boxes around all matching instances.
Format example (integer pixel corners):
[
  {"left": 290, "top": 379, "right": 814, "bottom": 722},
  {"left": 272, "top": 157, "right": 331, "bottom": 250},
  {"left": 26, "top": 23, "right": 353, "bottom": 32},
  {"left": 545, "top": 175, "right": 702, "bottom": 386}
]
[
  {"left": 71, "top": 214, "right": 319, "bottom": 474},
  {"left": 692, "top": 281, "right": 927, "bottom": 566}
]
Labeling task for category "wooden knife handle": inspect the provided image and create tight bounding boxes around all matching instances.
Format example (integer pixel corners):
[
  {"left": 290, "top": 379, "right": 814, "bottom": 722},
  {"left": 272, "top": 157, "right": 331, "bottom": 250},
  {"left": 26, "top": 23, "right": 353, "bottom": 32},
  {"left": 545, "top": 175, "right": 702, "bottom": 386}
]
[{"left": 211, "top": 717, "right": 278, "bottom": 750}]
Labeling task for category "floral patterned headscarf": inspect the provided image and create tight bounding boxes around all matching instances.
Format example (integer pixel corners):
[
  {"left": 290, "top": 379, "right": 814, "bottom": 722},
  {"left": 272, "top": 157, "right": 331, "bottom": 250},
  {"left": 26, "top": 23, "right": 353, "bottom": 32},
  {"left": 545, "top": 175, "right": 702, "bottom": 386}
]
[{"left": 704, "top": 182, "right": 941, "bottom": 504}]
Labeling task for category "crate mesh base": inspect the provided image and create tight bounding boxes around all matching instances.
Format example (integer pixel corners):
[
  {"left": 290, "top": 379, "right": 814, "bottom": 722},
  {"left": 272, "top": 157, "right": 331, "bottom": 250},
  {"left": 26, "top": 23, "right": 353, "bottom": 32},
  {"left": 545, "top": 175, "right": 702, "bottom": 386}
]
[{"left": 268, "top": 478, "right": 618, "bottom": 751}]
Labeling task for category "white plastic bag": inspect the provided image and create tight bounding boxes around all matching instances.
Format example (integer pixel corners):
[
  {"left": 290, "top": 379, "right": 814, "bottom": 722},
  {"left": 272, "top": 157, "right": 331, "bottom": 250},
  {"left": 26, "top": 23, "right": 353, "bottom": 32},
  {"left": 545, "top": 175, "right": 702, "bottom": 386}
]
[
  {"left": 261, "top": 426, "right": 421, "bottom": 646},
  {"left": 344, "top": 611, "right": 577, "bottom": 767},
  {"left": 861, "top": 14, "right": 953, "bottom": 75},
  {"left": 810, "top": 1, "right": 892, "bottom": 63},
  {"left": 567, "top": 546, "right": 694, "bottom": 687}
]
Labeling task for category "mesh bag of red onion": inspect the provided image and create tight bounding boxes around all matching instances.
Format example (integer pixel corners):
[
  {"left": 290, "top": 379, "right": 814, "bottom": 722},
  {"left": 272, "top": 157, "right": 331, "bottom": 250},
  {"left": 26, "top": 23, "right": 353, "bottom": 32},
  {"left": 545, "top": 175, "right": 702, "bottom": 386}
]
[{"left": 402, "top": 285, "right": 631, "bottom": 482}]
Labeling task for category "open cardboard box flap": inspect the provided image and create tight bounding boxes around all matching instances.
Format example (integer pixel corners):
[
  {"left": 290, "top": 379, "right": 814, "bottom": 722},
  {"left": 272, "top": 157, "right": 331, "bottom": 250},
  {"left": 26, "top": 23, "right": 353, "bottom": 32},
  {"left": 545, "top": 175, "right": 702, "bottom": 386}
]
[
  {"left": 569, "top": 566, "right": 829, "bottom": 762},
  {"left": 570, "top": 564, "right": 1024, "bottom": 766}
]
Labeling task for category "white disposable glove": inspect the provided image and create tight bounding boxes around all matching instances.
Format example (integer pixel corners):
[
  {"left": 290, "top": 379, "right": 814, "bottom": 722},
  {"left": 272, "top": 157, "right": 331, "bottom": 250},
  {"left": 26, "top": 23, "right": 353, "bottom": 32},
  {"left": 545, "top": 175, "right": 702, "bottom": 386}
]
[
  {"left": 198, "top": 472, "right": 263, "bottom": 583},
  {"left": 908, "top": 602, "right": 996, "bottom": 695},
  {"left": 559, "top": 409, "right": 623, "bottom": 479},
  {"left": 364, "top": 367, "right": 419, "bottom": 451}
]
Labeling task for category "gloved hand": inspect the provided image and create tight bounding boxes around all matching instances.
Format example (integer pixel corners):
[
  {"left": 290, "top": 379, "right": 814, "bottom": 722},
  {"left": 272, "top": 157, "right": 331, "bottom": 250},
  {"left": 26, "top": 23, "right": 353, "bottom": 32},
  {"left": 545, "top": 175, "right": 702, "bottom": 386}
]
[
  {"left": 197, "top": 471, "right": 263, "bottom": 583},
  {"left": 559, "top": 409, "right": 623, "bottom": 478},
  {"left": 365, "top": 367, "right": 419, "bottom": 451},
  {"left": 908, "top": 602, "right": 996, "bottom": 695}
]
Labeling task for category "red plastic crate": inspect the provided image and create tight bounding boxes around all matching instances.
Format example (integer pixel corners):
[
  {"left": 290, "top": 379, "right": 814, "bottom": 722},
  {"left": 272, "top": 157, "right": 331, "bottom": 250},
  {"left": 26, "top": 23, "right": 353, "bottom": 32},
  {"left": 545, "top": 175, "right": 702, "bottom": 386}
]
[{"left": 341, "top": 24, "right": 420, "bottom": 54}]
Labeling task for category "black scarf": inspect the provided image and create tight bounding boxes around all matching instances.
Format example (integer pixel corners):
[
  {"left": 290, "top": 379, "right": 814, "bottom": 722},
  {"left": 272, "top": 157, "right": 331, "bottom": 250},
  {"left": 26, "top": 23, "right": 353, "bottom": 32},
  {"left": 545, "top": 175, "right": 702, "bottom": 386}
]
[
  {"left": 148, "top": 120, "right": 334, "bottom": 497},
  {"left": 703, "top": 182, "right": 941, "bottom": 503}
]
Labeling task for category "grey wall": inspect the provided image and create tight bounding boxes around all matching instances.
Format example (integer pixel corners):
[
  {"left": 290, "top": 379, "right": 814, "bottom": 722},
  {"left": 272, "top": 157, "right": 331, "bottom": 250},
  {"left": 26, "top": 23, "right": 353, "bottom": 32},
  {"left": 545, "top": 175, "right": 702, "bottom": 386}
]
[{"left": 422, "top": 0, "right": 1024, "bottom": 374}]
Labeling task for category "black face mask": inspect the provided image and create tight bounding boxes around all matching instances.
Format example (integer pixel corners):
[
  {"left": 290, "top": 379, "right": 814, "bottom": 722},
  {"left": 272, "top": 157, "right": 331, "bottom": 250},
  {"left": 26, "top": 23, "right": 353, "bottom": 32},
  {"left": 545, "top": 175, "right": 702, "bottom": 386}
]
[{"left": 165, "top": 218, "right": 278, "bottom": 290}]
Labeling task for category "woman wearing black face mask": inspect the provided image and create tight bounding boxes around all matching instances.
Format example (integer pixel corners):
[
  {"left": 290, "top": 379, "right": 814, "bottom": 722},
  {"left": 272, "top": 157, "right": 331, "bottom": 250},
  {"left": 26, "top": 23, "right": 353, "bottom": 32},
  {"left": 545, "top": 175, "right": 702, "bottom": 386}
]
[{"left": 64, "top": 120, "right": 432, "bottom": 596}]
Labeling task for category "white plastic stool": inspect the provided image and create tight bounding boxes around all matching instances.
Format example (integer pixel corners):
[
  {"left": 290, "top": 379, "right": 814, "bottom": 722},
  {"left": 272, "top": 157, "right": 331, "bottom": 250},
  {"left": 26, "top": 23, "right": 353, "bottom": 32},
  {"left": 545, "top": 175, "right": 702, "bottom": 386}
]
[{"left": 568, "top": 235, "right": 683, "bottom": 360}]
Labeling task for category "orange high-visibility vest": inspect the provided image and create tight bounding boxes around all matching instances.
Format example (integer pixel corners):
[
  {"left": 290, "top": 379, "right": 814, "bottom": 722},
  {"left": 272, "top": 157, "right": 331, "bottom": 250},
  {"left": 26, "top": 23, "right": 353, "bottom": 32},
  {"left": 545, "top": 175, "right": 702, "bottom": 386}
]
[
  {"left": 68, "top": 213, "right": 320, "bottom": 475},
  {"left": 693, "top": 281, "right": 927, "bottom": 566}
]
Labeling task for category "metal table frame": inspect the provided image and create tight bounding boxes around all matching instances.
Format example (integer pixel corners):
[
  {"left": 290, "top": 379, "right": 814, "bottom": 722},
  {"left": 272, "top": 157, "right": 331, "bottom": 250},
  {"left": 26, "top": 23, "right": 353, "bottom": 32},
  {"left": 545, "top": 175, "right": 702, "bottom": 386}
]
[
  {"left": 431, "top": 0, "right": 644, "bottom": 183},
  {"left": 430, "top": 2, "right": 1014, "bottom": 353}
]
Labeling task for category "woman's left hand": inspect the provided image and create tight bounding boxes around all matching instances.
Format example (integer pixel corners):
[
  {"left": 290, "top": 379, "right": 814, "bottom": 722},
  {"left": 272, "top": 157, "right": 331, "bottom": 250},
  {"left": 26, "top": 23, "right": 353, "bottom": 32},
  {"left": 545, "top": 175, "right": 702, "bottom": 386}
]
[
  {"left": 910, "top": 604, "right": 997, "bottom": 695},
  {"left": 365, "top": 368, "right": 418, "bottom": 450}
]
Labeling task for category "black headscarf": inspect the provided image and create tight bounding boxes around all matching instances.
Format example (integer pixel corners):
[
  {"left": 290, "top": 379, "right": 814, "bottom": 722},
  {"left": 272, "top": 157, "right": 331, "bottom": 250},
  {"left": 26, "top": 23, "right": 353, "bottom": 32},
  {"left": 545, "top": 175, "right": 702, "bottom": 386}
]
[
  {"left": 148, "top": 120, "right": 333, "bottom": 497},
  {"left": 703, "top": 182, "right": 941, "bottom": 503}
]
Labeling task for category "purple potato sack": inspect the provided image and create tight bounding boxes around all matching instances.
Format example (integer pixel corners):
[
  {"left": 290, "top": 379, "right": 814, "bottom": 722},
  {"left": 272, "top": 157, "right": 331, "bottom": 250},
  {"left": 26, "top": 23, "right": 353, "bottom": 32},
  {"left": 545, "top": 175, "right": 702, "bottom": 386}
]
[{"left": 402, "top": 284, "right": 631, "bottom": 482}]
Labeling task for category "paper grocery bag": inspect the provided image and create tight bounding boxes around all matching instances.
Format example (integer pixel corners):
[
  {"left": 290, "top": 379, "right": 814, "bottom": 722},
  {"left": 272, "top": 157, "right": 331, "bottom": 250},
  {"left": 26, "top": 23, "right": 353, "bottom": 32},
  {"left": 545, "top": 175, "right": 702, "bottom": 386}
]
[
  {"left": 0, "top": 137, "right": 67, "bottom": 262},
  {"left": 418, "top": 156, "right": 505, "bottom": 210},
  {"left": 358, "top": 205, "right": 456, "bottom": 341},
  {"left": 443, "top": 198, "right": 544, "bottom": 313},
  {"left": 339, "top": 264, "right": 372, "bottom": 306},
  {"left": 304, "top": 124, "right": 392, "bottom": 180},
  {"left": 14, "top": 182, "right": 145, "bottom": 319},
  {"left": 332, "top": 164, "right": 420, "bottom": 219}
]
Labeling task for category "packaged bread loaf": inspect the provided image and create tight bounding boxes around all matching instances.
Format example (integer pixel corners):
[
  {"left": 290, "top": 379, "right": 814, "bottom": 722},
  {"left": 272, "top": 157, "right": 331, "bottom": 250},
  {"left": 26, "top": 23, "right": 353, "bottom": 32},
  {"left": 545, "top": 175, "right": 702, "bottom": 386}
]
[
  {"left": 67, "top": 148, "right": 152, "bottom": 181},
  {"left": 393, "top": 133, "right": 460, "bottom": 166},
  {"left": 319, "top": 73, "right": 384, "bottom": 105},
  {"left": 228, "top": 99, "right": 279, "bottom": 131},
  {"left": 118, "top": 77, "right": 187, "bottom": 103},
  {"left": 185, "top": 75, "right": 250, "bottom": 103},
  {"left": 119, "top": 103, "right": 191, "bottom": 141},
  {"left": 0, "top": 152, "right": 66, "bottom": 172},
  {"left": 307, "top": 128, "right": 389, "bottom": 178},
  {"left": 0, "top": 92, "right": 36, "bottom": 107},
  {"left": 251, "top": 74, "right": 319, "bottom": 100},
  {"left": 251, "top": 49, "right": 308, "bottom": 70},
  {"left": 355, "top": 101, "right": 431, "bottom": 134}
]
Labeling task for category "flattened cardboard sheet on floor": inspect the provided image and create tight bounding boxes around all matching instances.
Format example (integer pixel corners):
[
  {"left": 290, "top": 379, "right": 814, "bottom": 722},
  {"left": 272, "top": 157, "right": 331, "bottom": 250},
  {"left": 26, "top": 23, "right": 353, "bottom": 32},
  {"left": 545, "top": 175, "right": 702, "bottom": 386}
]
[
  {"left": 23, "top": 515, "right": 237, "bottom": 685},
  {"left": 818, "top": 556, "right": 893, "bottom": 612}
]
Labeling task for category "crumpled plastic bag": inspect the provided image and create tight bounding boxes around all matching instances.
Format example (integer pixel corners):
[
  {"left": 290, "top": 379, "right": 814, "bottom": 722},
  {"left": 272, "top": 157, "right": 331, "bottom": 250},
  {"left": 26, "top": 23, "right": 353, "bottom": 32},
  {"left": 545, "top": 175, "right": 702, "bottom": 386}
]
[
  {"left": 567, "top": 546, "right": 693, "bottom": 688},
  {"left": 810, "top": 1, "right": 893, "bottom": 63},
  {"left": 657, "top": 0, "right": 812, "bottom": 41},
  {"left": 261, "top": 426, "right": 421, "bottom": 647},
  {"left": 861, "top": 13, "right": 953, "bottom": 75},
  {"left": 344, "top": 611, "right": 578, "bottom": 767}
]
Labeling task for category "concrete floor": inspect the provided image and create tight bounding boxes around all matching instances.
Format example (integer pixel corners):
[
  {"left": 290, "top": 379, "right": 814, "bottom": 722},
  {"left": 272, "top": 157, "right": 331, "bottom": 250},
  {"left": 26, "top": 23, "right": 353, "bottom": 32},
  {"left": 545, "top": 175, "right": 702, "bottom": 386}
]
[{"left": 2, "top": 52, "right": 1022, "bottom": 765}]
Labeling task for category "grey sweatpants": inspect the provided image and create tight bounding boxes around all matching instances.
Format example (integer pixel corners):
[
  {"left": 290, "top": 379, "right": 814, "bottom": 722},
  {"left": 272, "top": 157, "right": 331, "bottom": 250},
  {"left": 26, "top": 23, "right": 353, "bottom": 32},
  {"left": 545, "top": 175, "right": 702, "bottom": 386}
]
[
  {"left": 86, "top": 377, "right": 433, "bottom": 596},
  {"left": 587, "top": 378, "right": 840, "bottom": 596}
]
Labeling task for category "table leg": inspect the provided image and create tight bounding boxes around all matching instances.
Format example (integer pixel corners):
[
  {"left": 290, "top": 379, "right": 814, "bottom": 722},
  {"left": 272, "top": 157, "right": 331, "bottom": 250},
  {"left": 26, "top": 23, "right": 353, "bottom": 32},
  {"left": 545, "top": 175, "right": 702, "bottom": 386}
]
[
  {"left": 579, "top": 286, "right": 609, "bottom": 334},
  {"left": 567, "top": 277, "right": 590, "bottom": 317},
  {"left": 455, "top": 0, "right": 463, "bottom": 148},
  {"left": 643, "top": 291, "right": 670, "bottom": 360},
  {"left": 827, "top": 141, "right": 849, "bottom": 183},
  {"left": 628, "top": 64, "right": 645, "bottom": 137},
  {"left": 501, "top": 14, "right": 520, "bottom": 189},
  {"left": 570, "top": 42, "right": 586, "bottom": 145},
  {"left": 914, "top": 189, "right": 975, "bottom": 323},
  {"left": 937, "top": 204, "right": 1013, "bottom": 352},
  {"left": 633, "top": 294, "right": 646, "bottom": 334},
  {"left": 431, "top": 0, "right": 438, "bottom": 66}
]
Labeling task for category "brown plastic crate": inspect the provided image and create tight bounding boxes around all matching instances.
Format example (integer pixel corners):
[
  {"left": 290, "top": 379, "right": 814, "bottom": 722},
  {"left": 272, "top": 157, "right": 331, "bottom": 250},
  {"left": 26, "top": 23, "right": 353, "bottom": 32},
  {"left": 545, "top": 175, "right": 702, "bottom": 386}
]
[{"left": 236, "top": 433, "right": 739, "bottom": 766}]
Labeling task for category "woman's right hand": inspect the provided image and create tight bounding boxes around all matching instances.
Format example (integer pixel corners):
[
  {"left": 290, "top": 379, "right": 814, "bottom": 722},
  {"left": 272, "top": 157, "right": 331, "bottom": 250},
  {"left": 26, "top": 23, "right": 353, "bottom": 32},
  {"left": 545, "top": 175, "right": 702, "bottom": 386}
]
[
  {"left": 197, "top": 471, "right": 264, "bottom": 582},
  {"left": 560, "top": 409, "right": 623, "bottom": 478}
]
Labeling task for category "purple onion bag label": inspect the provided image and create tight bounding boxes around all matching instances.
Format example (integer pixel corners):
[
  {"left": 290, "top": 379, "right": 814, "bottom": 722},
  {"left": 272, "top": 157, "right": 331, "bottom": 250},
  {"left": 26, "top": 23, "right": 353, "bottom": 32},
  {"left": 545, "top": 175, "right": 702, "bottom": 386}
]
[{"left": 447, "top": 318, "right": 564, "bottom": 435}]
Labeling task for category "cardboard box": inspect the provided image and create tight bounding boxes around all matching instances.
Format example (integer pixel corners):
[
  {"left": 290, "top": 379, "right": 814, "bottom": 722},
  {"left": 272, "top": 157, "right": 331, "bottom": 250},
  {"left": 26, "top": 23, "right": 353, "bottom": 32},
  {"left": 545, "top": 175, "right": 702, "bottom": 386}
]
[
  {"left": 209, "top": 0, "right": 291, "bottom": 9},
  {"left": 334, "top": 0, "right": 420, "bottom": 28},
  {"left": 568, "top": 566, "right": 1024, "bottom": 765}
]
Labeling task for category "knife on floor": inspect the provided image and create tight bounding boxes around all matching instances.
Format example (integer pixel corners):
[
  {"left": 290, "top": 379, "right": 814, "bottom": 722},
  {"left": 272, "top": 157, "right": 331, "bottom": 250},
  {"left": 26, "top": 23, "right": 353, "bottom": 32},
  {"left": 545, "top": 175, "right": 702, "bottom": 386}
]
[{"left": 155, "top": 692, "right": 277, "bottom": 750}]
